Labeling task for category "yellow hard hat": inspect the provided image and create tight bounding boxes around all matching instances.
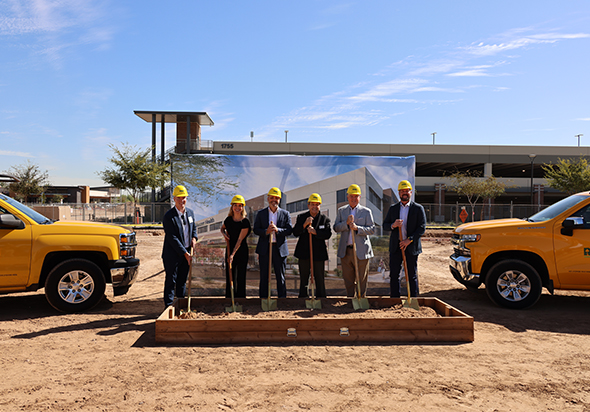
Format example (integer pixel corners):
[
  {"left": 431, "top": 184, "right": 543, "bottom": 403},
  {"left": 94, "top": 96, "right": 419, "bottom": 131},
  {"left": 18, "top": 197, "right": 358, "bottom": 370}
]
[
  {"left": 173, "top": 185, "right": 188, "bottom": 197},
  {"left": 347, "top": 184, "right": 361, "bottom": 195},
  {"left": 268, "top": 187, "right": 282, "bottom": 198},
  {"left": 231, "top": 195, "right": 245, "bottom": 205},
  {"left": 398, "top": 180, "right": 412, "bottom": 191},
  {"left": 308, "top": 193, "right": 322, "bottom": 204}
]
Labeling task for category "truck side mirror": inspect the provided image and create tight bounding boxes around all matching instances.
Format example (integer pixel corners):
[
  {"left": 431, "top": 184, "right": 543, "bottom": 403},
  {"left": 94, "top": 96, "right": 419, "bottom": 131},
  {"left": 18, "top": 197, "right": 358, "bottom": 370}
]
[
  {"left": 0, "top": 213, "right": 25, "bottom": 229},
  {"left": 561, "top": 217, "right": 582, "bottom": 236}
]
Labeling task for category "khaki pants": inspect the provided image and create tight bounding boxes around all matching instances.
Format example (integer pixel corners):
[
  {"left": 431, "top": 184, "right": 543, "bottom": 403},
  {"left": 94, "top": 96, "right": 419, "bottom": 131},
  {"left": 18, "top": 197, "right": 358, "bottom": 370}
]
[{"left": 341, "top": 246, "right": 369, "bottom": 297}]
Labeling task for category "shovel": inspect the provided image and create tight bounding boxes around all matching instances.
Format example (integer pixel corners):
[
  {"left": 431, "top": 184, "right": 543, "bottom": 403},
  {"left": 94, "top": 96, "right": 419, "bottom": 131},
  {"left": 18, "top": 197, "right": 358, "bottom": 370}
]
[
  {"left": 400, "top": 229, "right": 420, "bottom": 311},
  {"left": 305, "top": 231, "right": 322, "bottom": 310},
  {"left": 179, "top": 252, "right": 196, "bottom": 318},
  {"left": 262, "top": 235, "right": 277, "bottom": 311},
  {"left": 351, "top": 230, "right": 370, "bottom": 310},
  {"left": 225, "top": 239, "right": 242, "bottom": 313}
]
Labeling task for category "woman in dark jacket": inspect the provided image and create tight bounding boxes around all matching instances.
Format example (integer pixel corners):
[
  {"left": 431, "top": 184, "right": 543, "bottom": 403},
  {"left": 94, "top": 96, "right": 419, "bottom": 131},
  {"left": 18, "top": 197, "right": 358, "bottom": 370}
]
[{"left": 220, "top": 195, "right": 251, "bottom": 298}]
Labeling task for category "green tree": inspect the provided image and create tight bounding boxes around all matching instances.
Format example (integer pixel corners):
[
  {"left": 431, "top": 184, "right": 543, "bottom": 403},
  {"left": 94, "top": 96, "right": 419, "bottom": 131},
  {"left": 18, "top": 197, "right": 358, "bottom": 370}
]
[
  {"left": 480, "top": 175, "right": 510, "bottom": 220},
  {"left": 97, "top": 143, "right": 169, "bottom": 208},
  {"left": 170, "top": 153, "right": 238, "bottom": 207},
  {"left": 4, "top": 161, "right": 50, "bottom": 202},
  {"left": 449, "top": 171, "right": 509, "bottom": 221},
  {"left": 542, "top": 157, "right": 590, "bottom": 195}
]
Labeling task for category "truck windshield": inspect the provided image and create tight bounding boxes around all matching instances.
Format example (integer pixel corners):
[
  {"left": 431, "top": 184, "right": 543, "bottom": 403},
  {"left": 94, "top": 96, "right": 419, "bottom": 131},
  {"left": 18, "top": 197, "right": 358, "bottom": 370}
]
[
  {"left": 0, "top": 194, "right": 53, "bottom": 224},
  {"left": 528, "top": 194, "right": 588, "bottom": 222}
]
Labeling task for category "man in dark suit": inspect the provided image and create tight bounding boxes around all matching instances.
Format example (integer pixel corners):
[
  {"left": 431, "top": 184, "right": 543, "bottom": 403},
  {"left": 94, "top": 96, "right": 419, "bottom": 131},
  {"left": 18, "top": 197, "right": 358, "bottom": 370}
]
[
  {"left": 292, "top": 193, "right": 332, "bottom": 298},
  {"left": 161, "top": 185, "right": 198, "bottom": 307},
  {"left": 253, "top": 187, "right": 293, "bottom": 298},
  {"left": 383, "top": 180, "right": 426, "bottom": 298}
]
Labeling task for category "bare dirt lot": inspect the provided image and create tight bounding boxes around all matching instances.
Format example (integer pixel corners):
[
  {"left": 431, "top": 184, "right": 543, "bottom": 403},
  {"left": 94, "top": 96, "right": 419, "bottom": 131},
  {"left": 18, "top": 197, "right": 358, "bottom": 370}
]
[{"left": 2, "top": 230, "right": 590, "bottom": 411}]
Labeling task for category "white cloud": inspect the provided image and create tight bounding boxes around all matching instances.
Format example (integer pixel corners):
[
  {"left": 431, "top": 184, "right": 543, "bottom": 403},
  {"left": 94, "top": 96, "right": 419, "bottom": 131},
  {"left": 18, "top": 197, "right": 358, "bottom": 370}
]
[
  {"left": 575, "top": 118, "right": 590, "bottom": 121},
  {"left": 256, "top": 25, "right": 589, "bottom": 139},
  {"left": 349, "top": 78, "right": 428, "bottom": 102},
  {"left": 0, "top": 0, "right": 114, "bottom": 66},
  {"left": 0, "top": 149, "right": 32, "bottom": 157},
  {"left": 463, "top": 30, "right": 590, "bottom": 57}
]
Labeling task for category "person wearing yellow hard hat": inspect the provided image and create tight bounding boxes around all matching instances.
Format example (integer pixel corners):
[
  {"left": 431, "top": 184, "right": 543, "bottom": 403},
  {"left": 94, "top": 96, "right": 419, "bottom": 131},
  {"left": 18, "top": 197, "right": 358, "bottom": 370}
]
[
  {"left": 334, "top": 184, "right": 376, "bottom": 297},
  {"left": 161, "top": 185, "right": 198, "bottom": 307},
  {"left": 253, "top": 187, "right": 293, "bottom": 298},
  {"left": 220, "top": 195, "right": 251, "bottom": 298},
  {"left": 383, "top": 179, "right": 426, "bottom": 298},
  {"left": 293, "top": 193, "right": 332, "bottom": 298}
]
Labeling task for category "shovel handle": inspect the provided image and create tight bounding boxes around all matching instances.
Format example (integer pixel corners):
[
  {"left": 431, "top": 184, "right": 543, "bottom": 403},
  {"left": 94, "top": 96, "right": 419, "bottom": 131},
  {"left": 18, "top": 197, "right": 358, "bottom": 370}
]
[
  {"left": 225, "top": 238, "right": 234, "bottom": 288},
  {"left": 399, "top": 228, "right": 412, "bottom": 299},
  {"left": 268, "top": 235, "right": 273, "bottom": 299},
  {"left": 308, "top": 230, "right": 315, "bottom": 298},
  {"left": 351, "top": 230, "right": 363, "bottom": 299}
]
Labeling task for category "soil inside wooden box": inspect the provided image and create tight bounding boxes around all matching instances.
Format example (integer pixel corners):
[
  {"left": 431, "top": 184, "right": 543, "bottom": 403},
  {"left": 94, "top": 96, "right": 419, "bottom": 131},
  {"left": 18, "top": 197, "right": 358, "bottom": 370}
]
[{"left": 176, "top": 298, "right": 440, "bottom": 319}]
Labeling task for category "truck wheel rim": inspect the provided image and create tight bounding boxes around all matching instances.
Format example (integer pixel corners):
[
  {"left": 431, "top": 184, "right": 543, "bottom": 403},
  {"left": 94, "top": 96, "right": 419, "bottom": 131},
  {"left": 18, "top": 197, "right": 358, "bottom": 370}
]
[
  {"left": 496, "top": 270, "right": 531, "bottom": 302},
  {"left": 57, "top": 270, "right": 95, "bottom": 304}
]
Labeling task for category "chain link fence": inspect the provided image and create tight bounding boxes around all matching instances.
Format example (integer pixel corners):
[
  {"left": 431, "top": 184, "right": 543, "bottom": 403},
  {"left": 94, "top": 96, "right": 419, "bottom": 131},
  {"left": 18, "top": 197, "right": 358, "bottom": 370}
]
[
  {"left": 421, "top": 202, "right": 546, "bottom": 225},
  {"left": 29, "top": 201, "right": 547, "bottom": 226},
  {"left": 28, "top": 202, "right": 171, "bottom": 224}
]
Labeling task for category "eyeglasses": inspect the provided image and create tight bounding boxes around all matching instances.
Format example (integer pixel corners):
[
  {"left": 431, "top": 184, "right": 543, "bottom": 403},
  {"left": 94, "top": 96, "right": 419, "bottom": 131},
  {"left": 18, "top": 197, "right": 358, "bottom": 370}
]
[{"left": 181, "top": 215, "right": 186, "bottom": 225}]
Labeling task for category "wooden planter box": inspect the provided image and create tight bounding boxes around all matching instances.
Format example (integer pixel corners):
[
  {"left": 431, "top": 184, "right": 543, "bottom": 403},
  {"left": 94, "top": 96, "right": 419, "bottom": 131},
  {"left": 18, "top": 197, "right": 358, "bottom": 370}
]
[{"left": 155, "top": 297, "right": 473, "bottom": 344}]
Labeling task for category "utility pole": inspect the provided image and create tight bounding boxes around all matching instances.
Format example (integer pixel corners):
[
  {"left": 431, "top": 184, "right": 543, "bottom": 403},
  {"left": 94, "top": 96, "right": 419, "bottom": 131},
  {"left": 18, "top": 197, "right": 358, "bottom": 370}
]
[
  {"left": 576, "top": 134, "right": 583, "bottom": 147},
  {"left": 529, "top": 154, "right": 537, "bottom": 205},
  {"left": 431, "top": 132, "right": 437, "bottom": 145},
  {"left": 285, "top": 130, "right": 289, "bottom": 142}
]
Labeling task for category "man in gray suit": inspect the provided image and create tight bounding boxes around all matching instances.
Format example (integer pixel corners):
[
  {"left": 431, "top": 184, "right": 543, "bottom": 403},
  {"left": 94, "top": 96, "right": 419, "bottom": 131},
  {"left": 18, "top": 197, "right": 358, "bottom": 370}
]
[{"left": 334, "top": 184, "right": 376, "bottom": 297}]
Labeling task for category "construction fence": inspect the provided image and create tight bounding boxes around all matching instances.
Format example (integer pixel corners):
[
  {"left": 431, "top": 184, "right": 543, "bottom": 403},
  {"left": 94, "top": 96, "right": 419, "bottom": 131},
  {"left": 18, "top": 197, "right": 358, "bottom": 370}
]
[{"left": 29, "top": 201, "right": 548, "bottom": 227}]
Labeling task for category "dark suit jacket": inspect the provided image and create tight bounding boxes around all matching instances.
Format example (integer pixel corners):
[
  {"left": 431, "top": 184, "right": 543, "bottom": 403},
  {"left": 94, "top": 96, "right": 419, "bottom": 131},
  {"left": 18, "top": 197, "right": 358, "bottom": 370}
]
[
  {"left": 253, "top": 207, "right": 292, "bottom": 257},
  {"left": 161, "top": 207, "right": 198, "bottom": 262},
  {"left": 382, "top": 201, "right": 426, "bottom": 256},
  {"left": 292, "top": 211, "right": 332, "bottom": 261}
]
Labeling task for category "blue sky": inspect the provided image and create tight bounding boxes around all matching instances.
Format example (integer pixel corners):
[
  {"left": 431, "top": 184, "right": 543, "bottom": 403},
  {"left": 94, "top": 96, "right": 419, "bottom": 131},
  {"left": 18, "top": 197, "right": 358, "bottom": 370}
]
[{"left": 1, "top": 1, "right": 589, "bottom": 186}]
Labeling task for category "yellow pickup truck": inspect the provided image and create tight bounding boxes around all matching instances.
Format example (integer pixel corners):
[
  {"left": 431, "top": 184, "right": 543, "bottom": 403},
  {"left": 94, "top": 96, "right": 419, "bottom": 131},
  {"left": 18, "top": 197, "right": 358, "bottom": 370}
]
[
  {"left": 450, "top": 192, "right": 590, "bottom": 309},
  {"left": 0, "top": 193, "right": 139, "bottom": 312}
]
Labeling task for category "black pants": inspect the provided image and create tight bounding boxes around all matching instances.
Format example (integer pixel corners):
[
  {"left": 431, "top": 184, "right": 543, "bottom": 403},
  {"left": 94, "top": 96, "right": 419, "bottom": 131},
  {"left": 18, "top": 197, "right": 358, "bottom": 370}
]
[
  {"left": 163, "top": 256, "right": 189, "bottom": 307},
  {"left": 225, "top": 255, "right": 248, "bottom": 298},
  {"left": 389, "top": 250, "right": 420, "bottom": 298},
  {"left": 258, "top": 244, "right": 287, "bottom": 298},
  {"left": 298, "top": 259, "right": 326, "bottom": 298}
]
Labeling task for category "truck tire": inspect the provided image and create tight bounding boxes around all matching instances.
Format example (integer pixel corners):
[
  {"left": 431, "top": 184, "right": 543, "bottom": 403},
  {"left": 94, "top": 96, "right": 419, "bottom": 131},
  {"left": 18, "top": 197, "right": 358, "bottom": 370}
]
[
  {"left": 45, "top": 259, "right": 106, "bottom": 313},
  {"left": 485, "top": 260, "right": 542, "bottom": 309}
]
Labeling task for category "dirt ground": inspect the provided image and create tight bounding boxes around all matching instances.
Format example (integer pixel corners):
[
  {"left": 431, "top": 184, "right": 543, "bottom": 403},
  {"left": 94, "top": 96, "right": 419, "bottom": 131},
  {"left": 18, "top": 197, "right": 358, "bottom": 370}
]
[{"left": 2, "top": 230, "right": 590, "bottom": 411}]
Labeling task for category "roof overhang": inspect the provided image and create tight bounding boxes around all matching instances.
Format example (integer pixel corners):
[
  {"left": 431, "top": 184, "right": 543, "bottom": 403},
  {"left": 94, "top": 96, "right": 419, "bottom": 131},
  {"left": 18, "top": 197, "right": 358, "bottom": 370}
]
[
  {"left": 134, "top": 111, "right": 214, "bottom": 126},
  {"left": 0, "top": 174, "right": 19, "bottom": 183}
]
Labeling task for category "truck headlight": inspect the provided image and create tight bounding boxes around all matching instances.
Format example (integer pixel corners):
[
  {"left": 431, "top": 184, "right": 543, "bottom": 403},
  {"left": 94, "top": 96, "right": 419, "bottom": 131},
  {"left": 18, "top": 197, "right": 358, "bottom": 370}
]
[{"left": 461, "top": 234, "right": 481, "bottom": 242}]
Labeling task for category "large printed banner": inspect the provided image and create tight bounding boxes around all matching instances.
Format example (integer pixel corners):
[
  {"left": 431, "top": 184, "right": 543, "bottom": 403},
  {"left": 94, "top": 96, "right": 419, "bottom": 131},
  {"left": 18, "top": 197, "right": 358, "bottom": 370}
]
[{"left": 170, "top": 154, "right": 415, "bottom": 222}]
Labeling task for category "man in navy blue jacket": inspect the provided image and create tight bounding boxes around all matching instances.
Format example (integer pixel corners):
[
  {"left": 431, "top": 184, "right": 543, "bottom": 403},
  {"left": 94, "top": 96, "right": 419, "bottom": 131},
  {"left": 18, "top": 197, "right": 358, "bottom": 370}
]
[
  {"left": 383, "top": 180, "right": 426, "bottom": 298},
  {"left": 161, "top": 185, "right": 198, "bottom": 307},
  {"left": 253, "top": 187, "right": 293, "bottom": 298}
]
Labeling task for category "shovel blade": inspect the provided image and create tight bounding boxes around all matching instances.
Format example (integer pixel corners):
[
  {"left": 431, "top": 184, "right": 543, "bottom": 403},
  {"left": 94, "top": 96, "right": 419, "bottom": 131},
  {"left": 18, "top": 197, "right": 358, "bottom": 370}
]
[
  {"left": 225, "top": 304, "right": 243, "bottom": 313},
  {"left": 262, "top": 298, "right": 277, "bottom": 311},
  {"left": 305, "top": 298, "right": 322, "bottom": 310},
  {"left": 402, "top": 298, "right": 420, "bottom": 311},
  {"left": 352, "top": 297, "right": 370, "bottom": 310}
]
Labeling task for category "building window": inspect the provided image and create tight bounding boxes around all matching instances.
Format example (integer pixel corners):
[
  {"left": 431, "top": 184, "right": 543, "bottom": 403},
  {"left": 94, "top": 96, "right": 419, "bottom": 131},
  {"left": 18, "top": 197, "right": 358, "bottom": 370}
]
[
  {"left": 368, "top": 187, "right": 382, "bottom": 211},
  {"left": 286, "top": 198, "right": 308, "bottom": 213},
  {"left": 336, "top": 189, "right": 347, "bottom": 203},
  {"left": 209, "top": 222, "right": 222, "bottom": 231},
  {"left": 197, "top": 225, "right": 208, "bottom": 234}
]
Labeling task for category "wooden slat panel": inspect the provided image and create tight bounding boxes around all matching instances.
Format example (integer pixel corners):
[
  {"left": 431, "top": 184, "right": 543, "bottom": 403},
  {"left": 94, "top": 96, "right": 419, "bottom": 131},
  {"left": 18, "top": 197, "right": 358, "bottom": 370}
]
[{"left": 155, "top": 297, "right": 475, "bottom": 344}]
